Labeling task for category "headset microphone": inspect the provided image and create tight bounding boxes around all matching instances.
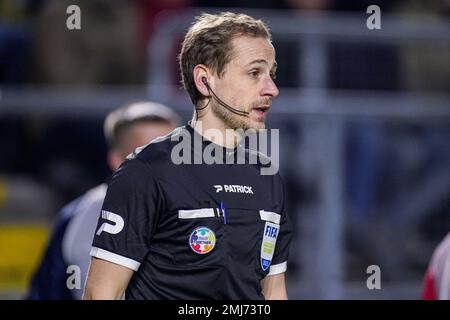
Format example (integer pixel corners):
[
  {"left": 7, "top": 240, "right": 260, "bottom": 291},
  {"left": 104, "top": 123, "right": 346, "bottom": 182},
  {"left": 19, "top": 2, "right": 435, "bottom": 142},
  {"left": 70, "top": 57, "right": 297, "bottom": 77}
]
[{"left": 201, "top": 77, "right": 249, "bottom": 117}]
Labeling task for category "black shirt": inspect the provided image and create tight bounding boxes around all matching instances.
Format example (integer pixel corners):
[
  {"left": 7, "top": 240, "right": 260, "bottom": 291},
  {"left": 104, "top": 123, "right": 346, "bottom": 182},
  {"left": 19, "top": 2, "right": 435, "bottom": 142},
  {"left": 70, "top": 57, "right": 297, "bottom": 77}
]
[{"left": 91, "top": 124, "right": 293, "bottom": 299}]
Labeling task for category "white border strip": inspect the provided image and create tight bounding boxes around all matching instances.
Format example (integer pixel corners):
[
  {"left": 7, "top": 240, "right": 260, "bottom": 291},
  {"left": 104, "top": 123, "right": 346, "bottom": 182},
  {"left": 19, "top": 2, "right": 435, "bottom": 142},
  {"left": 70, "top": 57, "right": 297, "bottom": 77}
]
[
  {"left": 178, "top": 208, "right": 216, "bottom": 219},
  {"left": 268, "top": 261, "right": 287, "bottom": 276},
  {"left": 90, "top": 247, "right": 140, "bottom": 271},
  {"left": 259, "top": 210, "right": 281, "bottom": 224}
]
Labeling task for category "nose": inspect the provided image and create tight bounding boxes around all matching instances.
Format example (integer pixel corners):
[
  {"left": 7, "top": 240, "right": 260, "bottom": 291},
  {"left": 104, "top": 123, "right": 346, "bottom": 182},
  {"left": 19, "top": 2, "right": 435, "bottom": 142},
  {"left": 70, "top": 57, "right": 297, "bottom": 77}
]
[{"left": 262, "top": 76, "right": 279, "bottom": 98}]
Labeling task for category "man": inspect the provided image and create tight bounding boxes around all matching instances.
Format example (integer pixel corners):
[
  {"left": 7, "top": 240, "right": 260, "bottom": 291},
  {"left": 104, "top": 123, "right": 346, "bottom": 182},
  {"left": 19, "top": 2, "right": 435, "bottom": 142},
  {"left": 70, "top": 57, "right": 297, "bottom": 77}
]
[
  {"left": 27, "top": 101, "right": 179, "bottom": 299},
  {"left": 84, "top": 12, "right": 293, "bottom": 300},
  {"left": 422, "top": 232, "right": 450, "bottom": 300}
]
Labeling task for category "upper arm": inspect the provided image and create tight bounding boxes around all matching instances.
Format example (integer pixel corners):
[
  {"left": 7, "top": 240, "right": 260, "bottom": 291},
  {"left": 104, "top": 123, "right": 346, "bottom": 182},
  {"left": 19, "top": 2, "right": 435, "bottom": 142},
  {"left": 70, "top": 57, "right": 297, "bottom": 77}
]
[
  {"left": 261, "top": 273, "right": 288, "bottom": 300},
  {"left": 91, "top": 159, "right": 161, "bottom": 268},
  {"left": 83, "top": 257, "right": 134, "bottom": 300},
  {"left": 86, "top": 159, "right": 162, "bottom": 299}
]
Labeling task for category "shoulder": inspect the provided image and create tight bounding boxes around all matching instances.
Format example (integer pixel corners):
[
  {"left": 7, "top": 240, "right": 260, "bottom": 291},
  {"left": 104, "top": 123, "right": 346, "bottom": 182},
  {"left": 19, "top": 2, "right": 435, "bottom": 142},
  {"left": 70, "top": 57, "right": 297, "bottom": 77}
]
[
  {"left": 430, "top": 232, "right": 450, "bottom": 275},
  {"left": 244, "top": 148, "right": 280, "bottom": 176},
  {"left": 244, "top": 148, "right": 283, "bottom": 183},
  {"left": 245, "top": 148, "right": 271, "bottom": 164},
  {"left": 62, "top": 184, "right": 107, "bottom": 266},
  {"left": 56, "top": 193, "right": 86, "bottom": 225},
  {"left": 63, "top": 184, "right": 107, "bottom": 230},
  {"left": 126, "top": 126, "right": 187, "bottom": 166},
  {"left": 70, "top": 184, "right": 107, "bottom": 215},
  {"left": 81, "top": 184, "right": 108, "bottom": 202},
  {"left": 52, "top": 184, "right": 105, "bottom": 234},
  {"left": 107, "top": 127, "right": 188, "bottom": 187}
]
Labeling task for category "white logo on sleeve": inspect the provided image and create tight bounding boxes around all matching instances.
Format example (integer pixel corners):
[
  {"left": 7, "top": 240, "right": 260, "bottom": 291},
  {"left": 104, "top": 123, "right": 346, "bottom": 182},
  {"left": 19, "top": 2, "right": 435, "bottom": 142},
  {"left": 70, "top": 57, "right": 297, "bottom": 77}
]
[
  {"left": 214, "top": 185, "right": 223, "bottom": 193},
  {"left": 96, "top": 210, "right": 124, "bottom": 235}
]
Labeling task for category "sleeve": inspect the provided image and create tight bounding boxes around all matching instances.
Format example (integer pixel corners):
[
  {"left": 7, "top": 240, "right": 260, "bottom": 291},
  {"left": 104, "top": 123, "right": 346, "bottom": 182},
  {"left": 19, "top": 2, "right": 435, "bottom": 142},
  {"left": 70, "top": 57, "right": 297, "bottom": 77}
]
[
  {"left": 90, "top": 158, "right": 163, "bottom": 271},
  {"left": 268, "top": 175, "right": 293, "bottom": 276}
]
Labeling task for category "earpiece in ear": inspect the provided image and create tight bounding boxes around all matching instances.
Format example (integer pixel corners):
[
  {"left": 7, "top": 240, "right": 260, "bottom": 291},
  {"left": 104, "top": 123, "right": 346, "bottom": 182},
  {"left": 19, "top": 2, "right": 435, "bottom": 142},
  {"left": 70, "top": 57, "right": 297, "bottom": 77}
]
[{"left": 201, "top": 77, "right": 208, "bottom": 85}]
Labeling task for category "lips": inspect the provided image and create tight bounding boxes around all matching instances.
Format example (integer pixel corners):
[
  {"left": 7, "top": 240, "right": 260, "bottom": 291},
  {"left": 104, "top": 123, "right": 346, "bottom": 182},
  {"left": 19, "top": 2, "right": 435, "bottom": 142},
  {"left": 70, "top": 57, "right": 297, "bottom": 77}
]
[{"left": 251, "top": 105, "right": 270, "bottom": 119}]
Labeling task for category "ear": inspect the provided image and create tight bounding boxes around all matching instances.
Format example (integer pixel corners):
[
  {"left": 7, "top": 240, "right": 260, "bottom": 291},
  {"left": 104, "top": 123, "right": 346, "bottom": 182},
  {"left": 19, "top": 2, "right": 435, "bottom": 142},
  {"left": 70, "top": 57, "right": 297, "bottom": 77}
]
[{"left": 193, "top": 64, "right": 211, "bottom": 98}]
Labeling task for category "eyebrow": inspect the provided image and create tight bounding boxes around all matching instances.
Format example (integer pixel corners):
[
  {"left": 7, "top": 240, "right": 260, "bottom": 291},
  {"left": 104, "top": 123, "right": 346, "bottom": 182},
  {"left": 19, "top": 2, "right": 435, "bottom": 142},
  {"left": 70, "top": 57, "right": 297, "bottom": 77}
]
[{"left": 246, "top": 59, "right": 278, "bottom": 71}]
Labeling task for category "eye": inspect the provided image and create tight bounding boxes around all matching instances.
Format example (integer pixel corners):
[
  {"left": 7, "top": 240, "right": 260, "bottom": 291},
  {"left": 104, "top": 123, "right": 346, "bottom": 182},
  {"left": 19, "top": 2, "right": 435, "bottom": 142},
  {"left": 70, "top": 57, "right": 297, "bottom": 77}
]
[
  {"left": 270, "top": 72, "right": 277, "bottom": 80},
  {"left": 248, "top": 69, "right": 260, "bottom": 78}
]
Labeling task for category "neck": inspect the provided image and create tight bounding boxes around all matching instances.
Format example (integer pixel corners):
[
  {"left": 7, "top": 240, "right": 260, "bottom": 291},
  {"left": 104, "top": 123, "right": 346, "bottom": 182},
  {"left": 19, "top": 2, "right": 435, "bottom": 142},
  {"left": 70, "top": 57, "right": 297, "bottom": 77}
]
[{"left": 191, "top": 107, "right": 242, "bottom": 149}]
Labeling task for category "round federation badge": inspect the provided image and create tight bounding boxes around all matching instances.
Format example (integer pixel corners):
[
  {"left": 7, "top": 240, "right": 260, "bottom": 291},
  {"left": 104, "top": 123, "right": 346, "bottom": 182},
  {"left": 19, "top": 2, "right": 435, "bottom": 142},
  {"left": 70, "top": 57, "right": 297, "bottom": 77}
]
[{"left": 189, "top": 226, "right": 216, "bottom": 254}]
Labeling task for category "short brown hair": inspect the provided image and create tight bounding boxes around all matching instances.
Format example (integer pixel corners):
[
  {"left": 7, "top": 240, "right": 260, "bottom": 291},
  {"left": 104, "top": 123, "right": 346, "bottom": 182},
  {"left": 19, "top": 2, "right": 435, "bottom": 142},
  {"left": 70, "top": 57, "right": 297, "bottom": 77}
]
[
  {"left": 104, "top": 101, "right": 180, "bottom": 150},
  {"left": 179, "top": 12, "right": 271, "bottom": 106}
]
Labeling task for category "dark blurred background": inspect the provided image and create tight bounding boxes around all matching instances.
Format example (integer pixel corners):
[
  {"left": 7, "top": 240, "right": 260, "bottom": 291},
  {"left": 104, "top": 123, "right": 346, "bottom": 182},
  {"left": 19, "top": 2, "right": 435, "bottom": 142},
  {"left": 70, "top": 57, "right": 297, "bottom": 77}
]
[{"left": 0, "top": 0, "right": 449, "bottom": 299}]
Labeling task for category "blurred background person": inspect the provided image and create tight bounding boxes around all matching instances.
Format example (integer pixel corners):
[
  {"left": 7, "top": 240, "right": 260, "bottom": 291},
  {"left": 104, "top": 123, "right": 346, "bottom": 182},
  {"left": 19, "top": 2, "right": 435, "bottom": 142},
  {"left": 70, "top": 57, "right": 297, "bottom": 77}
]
[
  {"left": 26, "top": 101, "right": 180, "bottom": 299},
  {"left": 422, "top": 232, "right": 450, "bottom": 300}
]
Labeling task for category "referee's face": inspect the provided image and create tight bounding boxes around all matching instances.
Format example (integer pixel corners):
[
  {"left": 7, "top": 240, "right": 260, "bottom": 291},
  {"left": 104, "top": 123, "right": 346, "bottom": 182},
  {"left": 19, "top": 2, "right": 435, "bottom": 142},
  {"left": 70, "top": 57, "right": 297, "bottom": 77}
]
[{"left": 211, "top": 36, "right": 279, "bottom": 131}]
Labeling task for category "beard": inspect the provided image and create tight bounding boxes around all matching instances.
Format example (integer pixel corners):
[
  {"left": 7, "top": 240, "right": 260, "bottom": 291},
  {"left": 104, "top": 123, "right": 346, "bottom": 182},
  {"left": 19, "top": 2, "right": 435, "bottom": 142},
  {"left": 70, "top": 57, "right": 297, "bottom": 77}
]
[{"left": 210, "top": 99, "right": 266, "bottom": 132}]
